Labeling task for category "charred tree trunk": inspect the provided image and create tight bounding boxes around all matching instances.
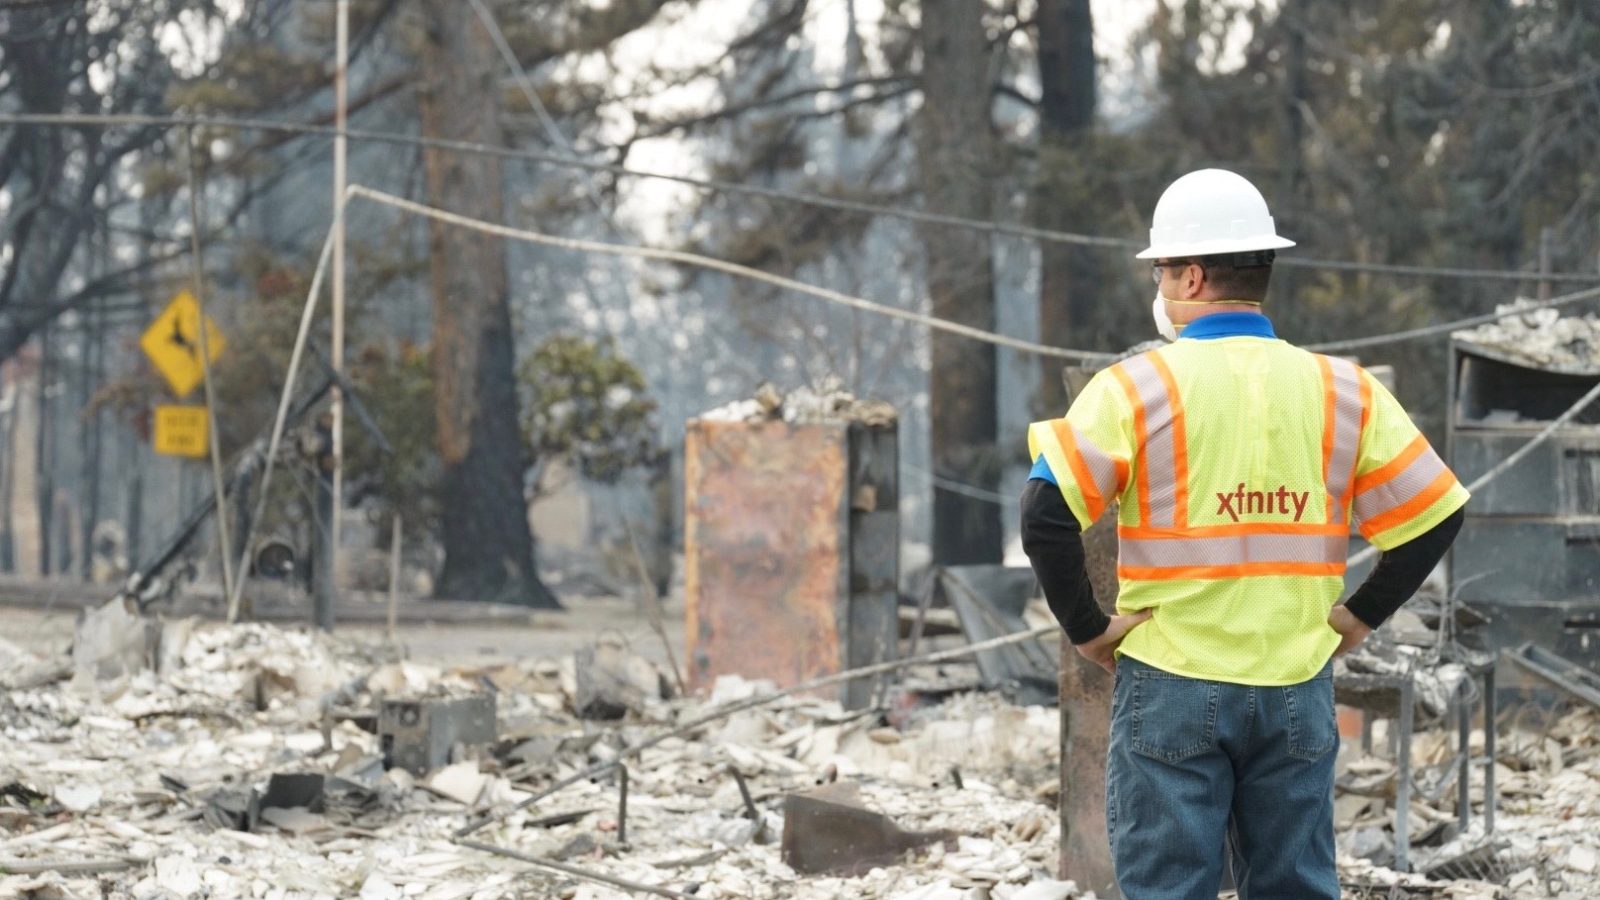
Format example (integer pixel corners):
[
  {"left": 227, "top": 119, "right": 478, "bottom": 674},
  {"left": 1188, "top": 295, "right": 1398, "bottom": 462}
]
[
  {"left": 917, "top": 0, "right": 1002, "bottom": 565},
  {"left": 1033, "top": 0, "right": 1096, "bottom": 417},
  {"left": 417, "top": 6, "right": 557, "bottom": 608}
]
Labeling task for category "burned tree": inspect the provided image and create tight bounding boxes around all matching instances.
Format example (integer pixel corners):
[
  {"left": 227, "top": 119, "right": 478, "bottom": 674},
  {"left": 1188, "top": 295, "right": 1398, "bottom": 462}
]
[
  {"left": 916, "top": 0, "right": 1002, "bottom": 565},
  {"left": 416, "top": 6, "right": 556, "bottom": 608}
]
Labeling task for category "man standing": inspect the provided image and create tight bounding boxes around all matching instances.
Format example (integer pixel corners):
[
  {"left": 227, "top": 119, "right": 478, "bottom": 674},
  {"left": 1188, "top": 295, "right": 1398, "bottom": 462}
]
[{"left": 1021, "top": 168, "right": 1468, "bottom": 899}]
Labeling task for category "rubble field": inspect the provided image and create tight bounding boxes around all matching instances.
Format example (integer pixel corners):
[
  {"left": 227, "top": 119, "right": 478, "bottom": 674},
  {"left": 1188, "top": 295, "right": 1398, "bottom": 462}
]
[{"left": 1, "top": 612, "right": 1598, "bottom": 899}]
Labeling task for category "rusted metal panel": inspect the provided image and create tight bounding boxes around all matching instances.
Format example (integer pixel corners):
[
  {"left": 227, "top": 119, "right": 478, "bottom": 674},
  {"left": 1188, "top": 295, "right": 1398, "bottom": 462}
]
[{"left": 685, "top": 420, "right": 859, "bottom": 701}]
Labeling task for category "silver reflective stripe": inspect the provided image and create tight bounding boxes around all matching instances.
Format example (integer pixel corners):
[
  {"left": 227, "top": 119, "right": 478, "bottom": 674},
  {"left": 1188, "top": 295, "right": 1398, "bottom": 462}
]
[
  {"left": 1354, "top": 443, "right": 1449, "bottom": 522},
  {"left": 1118, "top": 354, "right": 1181, "bottom": 528},
  {"left": 1324, "top": 357, "right": 1364, "bottom": 524},
  {"left": 1120, "top": 533, "right": 1347, "bottom": 569},
  {"left": 1061, "top": 420, "right": 1122, "bottom": 506}
]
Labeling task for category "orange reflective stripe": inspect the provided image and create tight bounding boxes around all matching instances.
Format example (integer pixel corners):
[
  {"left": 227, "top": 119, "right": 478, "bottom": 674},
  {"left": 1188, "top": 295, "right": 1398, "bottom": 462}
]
[
  {"left": 1319, "top": 356, "right": 1364, "bottom": 525},
  {"left": 1149, "top": 353, "right": 1189, "bottom": 529},
  {"left": 1319, "top": 356, "right": 1337, "bottom": 487},
  {"left": 1050, "top": 418, "right": 1126, "bottom": 522},
  {"left": 1359, "top": 468, "right": 1458, "bottom": 538},
  {"left": 1116, "top": 353, "right": 1185, "bottom": 529},
  {"left": 1354, "top": 434, "right": 1429, "bottom": 495},
  {"left": 1119, "top": 562, "right": 1346, "bottom": 581},
  {"left": 1109, "top": 364, "right": 1151, "bottom": 526},
  {"left": 1359, "top": 368, "right": 1373, "bottom": 434},
  {"left": 1120, "top": 522, "right": 1347, "bottom": 540}
]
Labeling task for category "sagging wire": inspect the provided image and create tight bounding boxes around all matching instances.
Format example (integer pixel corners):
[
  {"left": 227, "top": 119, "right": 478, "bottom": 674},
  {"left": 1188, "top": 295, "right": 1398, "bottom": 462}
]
[{"left": 5, "top": 112, "right": 1600, "bottom": 285}]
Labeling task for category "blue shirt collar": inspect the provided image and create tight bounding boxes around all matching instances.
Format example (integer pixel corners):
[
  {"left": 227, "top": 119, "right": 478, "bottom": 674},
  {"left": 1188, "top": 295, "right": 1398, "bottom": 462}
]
[{"left": 1180, "top": 310, "right": 1277, "bottom": 341}]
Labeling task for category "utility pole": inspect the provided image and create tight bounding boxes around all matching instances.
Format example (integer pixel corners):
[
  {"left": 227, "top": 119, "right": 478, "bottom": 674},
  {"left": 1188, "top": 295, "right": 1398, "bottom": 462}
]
[
  {"left": 318, "top": 0, "right": 349, "bottom": 632},
  {"left": 188, "top": 126, "right": 235, "bottom": 606}
]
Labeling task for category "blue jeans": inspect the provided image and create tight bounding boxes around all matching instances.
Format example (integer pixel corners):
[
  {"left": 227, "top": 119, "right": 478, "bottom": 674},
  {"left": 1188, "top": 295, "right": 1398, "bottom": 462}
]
[{"left": 1106, "top": 656, "right": 1339, "bottom": 900}]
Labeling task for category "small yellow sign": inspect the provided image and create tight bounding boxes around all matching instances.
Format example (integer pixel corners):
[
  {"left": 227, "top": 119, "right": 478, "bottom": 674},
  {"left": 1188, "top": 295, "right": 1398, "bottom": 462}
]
[
  {"left": 140, "top": 290, "right": 226, "bottom": 398},
  {"left": 153, "top": 405, "right": 210, "bottom": 458}
]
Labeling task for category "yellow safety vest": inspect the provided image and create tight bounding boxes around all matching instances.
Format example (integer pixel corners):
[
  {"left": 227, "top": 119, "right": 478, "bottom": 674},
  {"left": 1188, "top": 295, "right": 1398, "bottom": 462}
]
[{"left": 1028, "top": 335, "right": 1469, "bottom": 686}]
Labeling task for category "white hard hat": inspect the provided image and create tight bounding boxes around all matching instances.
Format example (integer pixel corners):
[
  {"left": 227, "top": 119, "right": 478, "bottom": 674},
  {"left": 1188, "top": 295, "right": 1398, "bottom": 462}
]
[{"left": 1136, "top": 168, "right": 1296, "bottom": 260}]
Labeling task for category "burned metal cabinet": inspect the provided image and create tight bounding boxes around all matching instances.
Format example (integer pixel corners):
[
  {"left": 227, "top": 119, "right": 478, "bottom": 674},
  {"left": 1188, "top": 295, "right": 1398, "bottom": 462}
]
[
  {"left": 1447, "top": 335, "right": 1600, "bottom": 663},
  {"left": 378, "top": 694, "right": 497, "bottom": 776},
  {"left": 684, "top": 418, "right": 898, "bottom": 709}
]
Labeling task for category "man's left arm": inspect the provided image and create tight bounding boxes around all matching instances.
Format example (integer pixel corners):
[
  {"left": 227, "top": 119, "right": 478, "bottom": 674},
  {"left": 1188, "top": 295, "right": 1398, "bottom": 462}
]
[
  {"left": 1331, "top": 369, "right": 1471, "bottom": 655},
  {"left": 1329, "top": 507, "right": 1463, "bottom": 655}
]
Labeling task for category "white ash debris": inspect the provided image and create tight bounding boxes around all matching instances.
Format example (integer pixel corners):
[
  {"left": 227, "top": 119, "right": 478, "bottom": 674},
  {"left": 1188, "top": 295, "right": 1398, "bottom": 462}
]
[
  {"left": 1454, "top": 299, "right": 1600, "bottom": 373},
  {"left": 0, "top": 628, "right": 1065, "bottom": 900},
  {"left": 8, "top": 619, "right": 1600, "bottom": 898},
  {"left": 697, "top": 377, "right": 897, "bottom": 426}
]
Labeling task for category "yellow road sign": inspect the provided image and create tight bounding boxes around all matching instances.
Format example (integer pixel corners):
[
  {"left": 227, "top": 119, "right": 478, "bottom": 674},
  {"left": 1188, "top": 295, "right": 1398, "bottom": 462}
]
[
  {"left": 153, "top": 405, "right": 210, "bottom": 458},
  {"left": 140, "top": 290, "right": 226, "bottom": 398}
]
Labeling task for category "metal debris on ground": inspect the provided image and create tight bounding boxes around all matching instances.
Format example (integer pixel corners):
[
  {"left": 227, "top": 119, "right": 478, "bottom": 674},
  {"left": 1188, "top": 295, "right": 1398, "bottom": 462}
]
[{"left": 1332, "top": 700, "right": 1600, "bottom": 898}]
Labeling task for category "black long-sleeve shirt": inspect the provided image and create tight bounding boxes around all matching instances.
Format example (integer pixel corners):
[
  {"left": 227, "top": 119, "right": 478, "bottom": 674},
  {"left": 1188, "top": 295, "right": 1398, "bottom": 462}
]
[{"left": 1019, "top": 478, "right": 1465, "bottom": 645}]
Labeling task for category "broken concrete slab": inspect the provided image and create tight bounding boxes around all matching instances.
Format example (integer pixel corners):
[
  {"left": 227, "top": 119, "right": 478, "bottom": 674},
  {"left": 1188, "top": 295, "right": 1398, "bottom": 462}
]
[
  {"left": 425, "top": 762, "right": 488, "bottom": 806},
  {"left": 52, "top": 785, "right": 101, "bottom": 814},
  {"left": 70, "top": 598, "right": 159, "bottom": 688},
  {"left": 565, "top": 639, "right": 668, "bottom": 720},
  {"left": 780, "top": 781, "right": 953, "bottom": 875}
]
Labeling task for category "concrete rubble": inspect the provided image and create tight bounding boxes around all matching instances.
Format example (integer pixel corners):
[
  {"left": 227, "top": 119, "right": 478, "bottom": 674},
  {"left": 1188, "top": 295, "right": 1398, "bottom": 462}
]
[
  {"left": 0, "top": 617, "right": 1598, "bottom": 898},
  {"left": 1454, "top": 300, "right": 1600, "bottom": 374},
  {"left": 698, "top": 378, "right": 897, "bottom": 426}
]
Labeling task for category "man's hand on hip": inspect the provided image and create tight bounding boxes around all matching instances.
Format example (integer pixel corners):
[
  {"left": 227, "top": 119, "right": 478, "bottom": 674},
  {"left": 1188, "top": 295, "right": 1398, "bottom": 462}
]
[
  {"left": 1075, "top": 609, "right": 1153, "bottom": 675},
  {"left": 1328, "top": 605, "right": 1373, "bottom": 658}
]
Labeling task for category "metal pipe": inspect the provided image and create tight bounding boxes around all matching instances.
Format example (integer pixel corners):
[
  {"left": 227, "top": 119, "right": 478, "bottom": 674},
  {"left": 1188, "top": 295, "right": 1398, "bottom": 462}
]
[
  {"left": 1396, "top": 676, "right": 1414, "bottom": 873},
  {"left": 455, "top": 839, "right": 695, "bottom": 899},
  {"left": 727, "top": 765, "right": 763, "bottom": 841},
  {"left": 1458, "top": 681, "right": 1471, "bottom": 834},
  {"left": 1485, "top": 666, "right": 1497, "bottom": 835},
  {"left": 323, "top": 0, "right": 349, "bottom": 633},
  {"left": 616, "top": 764, "right": 628, "bottom": 847}
]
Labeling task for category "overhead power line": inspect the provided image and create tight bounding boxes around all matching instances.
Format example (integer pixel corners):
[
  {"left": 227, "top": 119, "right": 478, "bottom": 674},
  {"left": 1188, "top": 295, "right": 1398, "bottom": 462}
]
[
  {"left": 5, "top": 111, "right": 1600, "bottom": 285},
  {"left": 345, "top": 184, "right": 1112, "bottom": 361},
  {"left": 350, "top": 182, "right": 1600, "bottom": 361},
  {"left": 1305, "top": 284, "right": 1600, "bottom": 352}
]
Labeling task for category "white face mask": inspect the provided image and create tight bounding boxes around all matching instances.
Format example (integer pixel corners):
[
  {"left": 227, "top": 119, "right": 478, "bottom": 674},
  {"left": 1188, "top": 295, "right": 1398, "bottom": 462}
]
[{"left": 1152, "top": 293, "right": 1179, "bottom": 342}]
